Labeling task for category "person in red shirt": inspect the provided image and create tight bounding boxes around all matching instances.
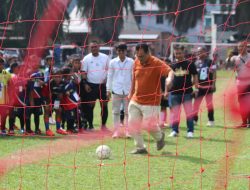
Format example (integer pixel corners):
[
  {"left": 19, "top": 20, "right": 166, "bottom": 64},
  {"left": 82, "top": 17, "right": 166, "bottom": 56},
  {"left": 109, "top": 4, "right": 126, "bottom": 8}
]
[{"left": 128, "top": 43, "right": 174, "bottom": 154}]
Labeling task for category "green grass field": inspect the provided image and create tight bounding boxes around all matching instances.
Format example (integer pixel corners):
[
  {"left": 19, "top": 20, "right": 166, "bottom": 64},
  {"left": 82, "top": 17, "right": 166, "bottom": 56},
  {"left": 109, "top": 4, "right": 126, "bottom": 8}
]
[{"left": 0, "top": 70, "right": 249, "bottom": 190}]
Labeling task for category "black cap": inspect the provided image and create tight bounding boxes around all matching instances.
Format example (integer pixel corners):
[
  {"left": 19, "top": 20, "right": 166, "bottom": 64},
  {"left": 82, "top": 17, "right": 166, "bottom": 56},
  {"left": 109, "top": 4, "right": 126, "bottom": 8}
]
[{"left": 117, "top": 44, "right": 127, "bottom": 50}]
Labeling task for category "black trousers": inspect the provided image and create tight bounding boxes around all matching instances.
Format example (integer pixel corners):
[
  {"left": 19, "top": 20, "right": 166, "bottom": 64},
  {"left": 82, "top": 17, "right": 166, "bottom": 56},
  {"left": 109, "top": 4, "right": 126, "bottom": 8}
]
[{"left": 81, "top": 83, "right": 108, "bottom": 129}]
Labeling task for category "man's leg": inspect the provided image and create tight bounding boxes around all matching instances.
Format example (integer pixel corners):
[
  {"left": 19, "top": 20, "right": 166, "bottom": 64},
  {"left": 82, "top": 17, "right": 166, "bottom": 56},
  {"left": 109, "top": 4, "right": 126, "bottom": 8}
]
[
  {"left": 123, "top": 96, "right": 130, "bottom": 137},
  {"left": 112, "top": 94, "right": 122, "bottom": 136},
  {"left": 141, "top": 104, "right": 165, "bottom": 150},
  {"left": 193, "top": 90, "right": 204, "bottom": 123},
  {"left": 0, "top": 105, "right": 9, "bottom": 133},
  {"left": 205, "top": 91, "right": 215, "bottom": 122},
  {"left": 18, "top": 108, "right": 25, "bottom": 132},
  {"left": 238, "top": 95, "right": 248, "bottom": 126},
  {"left": 25, "top": 108, "right": 32, "bottom": 132},
  {"left": 169, "top": 94, "right": 182, "bottom": 134},
  {"left": 99, "top": 84, "right": 108, "bottom": 127},
  {"left": 84, "top": 84, "right": 97, "bottom": 129},
  {"left": 8, "top": 108, "right": 15, "bottom": 132},
  {"left": 43, "top": 101, "right": 52, "bottom": 131},
  {"left": 128, "top": 101, "right": 145, "bottom": 150},
  {"left": 160, "top": 97, "right": 168, "bottom": 128},
  {"left": 183, "top": 94, "right": 194, "bottom": 134}
]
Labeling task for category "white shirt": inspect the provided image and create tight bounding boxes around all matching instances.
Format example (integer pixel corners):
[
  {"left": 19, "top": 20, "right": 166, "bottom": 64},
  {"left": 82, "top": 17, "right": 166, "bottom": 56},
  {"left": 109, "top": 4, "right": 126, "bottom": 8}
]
[
  {"left": 81, "top": 53, "right": 109, "bottom": 84},
  {"left": 106, "top": 56, "right": 134, "bottom": 95}
]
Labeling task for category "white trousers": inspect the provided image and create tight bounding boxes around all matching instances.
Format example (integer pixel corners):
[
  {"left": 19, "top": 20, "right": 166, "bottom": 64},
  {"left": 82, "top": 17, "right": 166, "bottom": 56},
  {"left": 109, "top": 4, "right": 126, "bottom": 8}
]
[
  {"left": 112, "top": 94, "right": 129, "bottom": 129},
  {"left": 128, "top": 101, "right": 162, "bottom": 149}
]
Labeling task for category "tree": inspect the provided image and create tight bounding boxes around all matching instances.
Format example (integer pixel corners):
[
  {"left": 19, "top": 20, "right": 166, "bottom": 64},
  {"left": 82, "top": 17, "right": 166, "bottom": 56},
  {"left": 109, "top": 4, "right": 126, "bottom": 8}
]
[
  {"left": 235, "top": 0, "right": 250, "bottom": 39},
  {"left": 0, "top": 0, "right": 68, "bottom": 47},
  {"left": 155, "top": 0, "right": 250, "bottom": 38},
  {"left": 77, "top": 0, "right": 135, "bottom": 42},
  {"left": 1, "top": 0, "right": 249, "bottom": 46},
  {"left": 155, "top": 0, "right": 205, "bottom": 35}
]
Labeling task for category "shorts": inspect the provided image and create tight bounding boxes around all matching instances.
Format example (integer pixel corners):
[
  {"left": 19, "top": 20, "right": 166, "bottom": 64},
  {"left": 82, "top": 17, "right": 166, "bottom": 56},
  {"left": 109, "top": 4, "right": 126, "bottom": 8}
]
[{"left": 160, "top": 98, "right": 169, "bottom": 108}]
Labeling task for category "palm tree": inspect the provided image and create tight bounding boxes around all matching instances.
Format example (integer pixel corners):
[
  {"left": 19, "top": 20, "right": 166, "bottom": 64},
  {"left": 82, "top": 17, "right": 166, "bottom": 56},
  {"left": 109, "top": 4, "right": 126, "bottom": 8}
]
[
  {"left": 77, "top": 0, "right": 135, "bottom": 43},
  {"left": 1, "top": 0, "right": 249, "bottom": 46},
  {"left": 0, "top": 0, "right": 69, "bottom": 48},
  {"left": 155, "top": 0, "right": 249, "bottom": 38},
  {"left": 155, "top": 0, "right": 205, "bottom": 34}
]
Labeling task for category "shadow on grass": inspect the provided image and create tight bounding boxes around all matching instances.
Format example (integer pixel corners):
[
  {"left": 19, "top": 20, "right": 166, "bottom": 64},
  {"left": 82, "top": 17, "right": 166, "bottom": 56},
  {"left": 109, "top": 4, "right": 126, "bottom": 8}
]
[
  {"left": 183, "top": 136, "right": 233, "bottom": 143},
  {"left": 160, "top": 151, "right": 214, "bottom": 164},
  {"left": 143, "top": 138, "right": 176, "bottom": 146},
  {"left": 201, "top": 137, "right": 233, "bottom": 143}
]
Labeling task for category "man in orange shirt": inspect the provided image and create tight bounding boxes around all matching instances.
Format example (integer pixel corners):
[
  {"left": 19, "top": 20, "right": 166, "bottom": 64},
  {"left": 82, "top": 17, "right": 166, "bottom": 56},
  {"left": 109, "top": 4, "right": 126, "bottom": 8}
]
[{"left": 128, "top": 43, "right": 174, "bottom": 154}]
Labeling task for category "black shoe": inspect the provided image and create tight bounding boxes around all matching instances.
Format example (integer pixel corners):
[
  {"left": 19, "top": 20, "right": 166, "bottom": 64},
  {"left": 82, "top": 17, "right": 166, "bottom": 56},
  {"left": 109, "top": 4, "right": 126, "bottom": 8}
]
[
  {"left": 157, "top": 132, "right": 165, "bottom": 151},
  {"left": 25, "top": 129, "right": 35, "bottom": 135},
  {"left": 130, "top": 148, "right": 148, "bottom": 154},
  {"left": 88, "top": 125, "right": 94, "bottom": 132},
  {"left": 89, "top": 124, "right": 94, "bottom": 129},
  {"left": 35, "top": 129, "right": 42, "bottom": 135},
  {"left": 72, "top": 128, "right": 78, "bottom": 133}
]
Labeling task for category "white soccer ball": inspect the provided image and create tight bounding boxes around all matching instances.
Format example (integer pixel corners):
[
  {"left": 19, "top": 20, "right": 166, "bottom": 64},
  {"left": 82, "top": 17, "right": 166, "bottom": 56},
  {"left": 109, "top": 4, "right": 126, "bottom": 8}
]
[{"left": 96, "top": 145, "right": 111, "bottom": 160}]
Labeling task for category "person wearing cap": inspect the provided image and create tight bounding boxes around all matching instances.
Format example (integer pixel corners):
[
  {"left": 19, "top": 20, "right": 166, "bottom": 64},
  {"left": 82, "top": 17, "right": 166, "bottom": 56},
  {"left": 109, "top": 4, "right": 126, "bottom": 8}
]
[
  {"left": 0, "top": 56, "right": 12, "bottom": 135},
  {"left": 106, "top": 44, "right": 134, "bottom": 138},
  {"left": 193, "top": 47, "right": 216, "bottom": 127},
  {"left": 80, "top": 41, "right": 110, "bottom": 131},
  {"left": 128, "top": 43, "right": 174, "bottom": 154}
]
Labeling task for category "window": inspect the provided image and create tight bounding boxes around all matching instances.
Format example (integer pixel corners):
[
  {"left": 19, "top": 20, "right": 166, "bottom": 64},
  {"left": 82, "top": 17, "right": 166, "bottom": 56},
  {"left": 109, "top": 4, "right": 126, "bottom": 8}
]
[
  {"left": 156, "top": 15, "right": 164, "bottom": 24},
  {"left": 135, "top": 13, "right": 141, "bottom": 24},
  {"left": 205, "top": 17, "right": 211, "bottom": 28}
]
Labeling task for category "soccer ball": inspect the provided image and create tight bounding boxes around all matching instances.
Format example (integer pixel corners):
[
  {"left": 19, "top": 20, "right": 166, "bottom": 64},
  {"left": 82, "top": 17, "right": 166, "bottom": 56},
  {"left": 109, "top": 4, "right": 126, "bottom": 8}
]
[{"left": 96, "top": 145, "right": 111, "bottom": 160}]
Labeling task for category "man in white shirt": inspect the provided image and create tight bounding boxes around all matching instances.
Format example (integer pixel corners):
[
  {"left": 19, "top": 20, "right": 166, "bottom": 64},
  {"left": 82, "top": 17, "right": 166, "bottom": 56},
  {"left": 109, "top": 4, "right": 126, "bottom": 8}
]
[
  {"left": 227, "top": 41, "right": 250, "bottom": 128},
  {"left": 81, "top": 41, "right": 110, "bottom": 130},
  {"left": 106, "top": 44, "right": 134, "bottom": 138}
]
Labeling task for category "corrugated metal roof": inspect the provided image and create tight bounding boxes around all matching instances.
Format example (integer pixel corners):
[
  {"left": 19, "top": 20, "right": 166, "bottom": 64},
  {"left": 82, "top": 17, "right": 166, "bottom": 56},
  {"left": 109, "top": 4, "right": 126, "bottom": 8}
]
[{"left": 118, "top": 34, "right": 159, "bottom": 40}]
